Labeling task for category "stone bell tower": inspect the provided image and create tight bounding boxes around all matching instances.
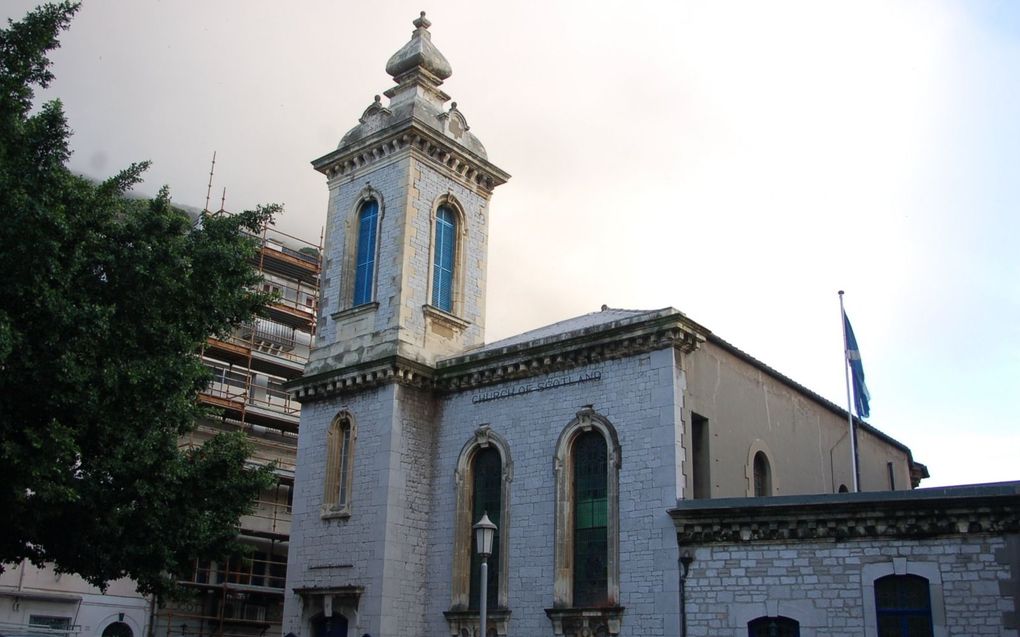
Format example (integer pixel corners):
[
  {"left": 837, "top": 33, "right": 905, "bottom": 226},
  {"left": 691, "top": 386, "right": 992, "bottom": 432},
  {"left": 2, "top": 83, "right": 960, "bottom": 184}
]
[
  {"left": 284, "top": 13, "right": 508, "bottom": 637},
  {"left": 303, "top": 11, "right": 510, "bottom": 387}
]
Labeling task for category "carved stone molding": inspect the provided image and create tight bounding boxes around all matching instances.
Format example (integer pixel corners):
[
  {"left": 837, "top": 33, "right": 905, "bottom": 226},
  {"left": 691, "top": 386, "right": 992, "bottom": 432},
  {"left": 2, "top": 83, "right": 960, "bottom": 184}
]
[
  {"left": 287, "top": 356, "right": 435, "bottom": 403},
  {"left": 670, "top": 488, "right": 1020, "bottom": 545},
  {"left": 313, "top": 125, "right": 509, "bottom": 194},
  {"left": 436, "top": 315, "right": 704, "bottom": 394},
  {"left": 545, "top": 607, "right": 625, "bottom": 637},
  {"left": 443, "top": 609, "right": 511, "bottom": 637}
]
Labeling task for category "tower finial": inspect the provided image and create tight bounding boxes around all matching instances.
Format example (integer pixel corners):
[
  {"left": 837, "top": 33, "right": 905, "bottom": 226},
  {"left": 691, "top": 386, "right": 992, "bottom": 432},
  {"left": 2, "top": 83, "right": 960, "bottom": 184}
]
[{"left": 385, "top": 11, "right": 452, "bottom": 81}]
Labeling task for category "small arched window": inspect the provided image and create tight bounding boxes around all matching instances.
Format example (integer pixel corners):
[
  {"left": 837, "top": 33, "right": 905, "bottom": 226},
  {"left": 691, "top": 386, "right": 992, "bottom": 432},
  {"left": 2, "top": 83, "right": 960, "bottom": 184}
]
[
  {"left": 573, "top": 431, "right": 608, "bottom": 606},
  {"left": 469, "top": 447, "right": 502, "bottom": 609},
  {"left": 753, "top": 451, "right": 771, "bottom": 497},
  {"left": 431, "top": 205, "right": 457, "bottom": 312},
  {"left": 747, "top": 616, "right": 800, "bottom": 637},
  {"left": 353, "top": 200, "right": 379, "bottom": 306},
  {"left": 323, "top": 413, "right": 356, "bottom": 516},
  {"left": 875, "top": 574, "right": 933, "bottom": 636}
]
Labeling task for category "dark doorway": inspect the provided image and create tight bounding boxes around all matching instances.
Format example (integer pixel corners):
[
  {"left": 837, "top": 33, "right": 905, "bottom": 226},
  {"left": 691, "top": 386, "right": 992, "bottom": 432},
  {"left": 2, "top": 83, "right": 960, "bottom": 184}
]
[{"left": 312, "top": 614, "right": 349, "bottom": 637}]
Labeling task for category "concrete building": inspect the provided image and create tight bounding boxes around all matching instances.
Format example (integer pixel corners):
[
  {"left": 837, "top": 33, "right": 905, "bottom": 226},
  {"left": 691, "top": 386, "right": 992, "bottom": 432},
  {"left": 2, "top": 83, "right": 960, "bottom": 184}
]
[{"left": 279, "top": 14, "right": 965, "bottom": 637}]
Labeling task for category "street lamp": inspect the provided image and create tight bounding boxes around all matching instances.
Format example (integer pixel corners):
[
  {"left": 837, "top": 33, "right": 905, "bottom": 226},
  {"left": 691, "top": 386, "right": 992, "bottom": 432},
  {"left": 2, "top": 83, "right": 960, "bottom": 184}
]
[{"left": 473, "top": 512, "right": 497, "bottom": 637}]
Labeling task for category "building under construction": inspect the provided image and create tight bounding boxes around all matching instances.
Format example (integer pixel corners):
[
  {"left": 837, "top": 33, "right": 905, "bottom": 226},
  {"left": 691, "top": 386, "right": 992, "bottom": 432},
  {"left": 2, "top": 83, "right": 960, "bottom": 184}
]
[{"left": 152, "top": 221, "right": 321, "bottom": 637}]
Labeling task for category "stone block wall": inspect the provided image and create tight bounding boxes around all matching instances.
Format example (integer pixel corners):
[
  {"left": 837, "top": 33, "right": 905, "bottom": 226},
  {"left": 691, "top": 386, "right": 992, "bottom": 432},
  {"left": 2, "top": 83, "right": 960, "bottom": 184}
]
[
  {"left": 424, "top": 347, "right": 685, "bottom": 636},
  {"left": 682, "top": 534, "right": 1016, "bottom": 636}
]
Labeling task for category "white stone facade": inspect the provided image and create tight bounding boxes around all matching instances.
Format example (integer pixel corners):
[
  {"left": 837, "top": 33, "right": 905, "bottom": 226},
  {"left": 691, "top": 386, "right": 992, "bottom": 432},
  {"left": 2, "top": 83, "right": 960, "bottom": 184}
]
[{"left": 283, "top": 13, "right": 938, "bottom": 637}]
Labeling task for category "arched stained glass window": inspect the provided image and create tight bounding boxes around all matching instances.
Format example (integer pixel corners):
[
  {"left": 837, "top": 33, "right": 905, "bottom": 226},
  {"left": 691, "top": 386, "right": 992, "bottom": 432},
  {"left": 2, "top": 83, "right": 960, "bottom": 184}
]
[
  {"left": 748, "top": 616, "right": 800, "bottom": 637},
  {"left": 573, "top": 431, "right": 608, "bottom": 606},
  {"left": 353, "top": 200, "right": 379, "bottom": 306},
  {"left": 469, "top": 447, "right": 501, "bottom": 609},
  {"left": 431, "top": 205, "right": 456, "bottom": 312},
  {"left": 753, "top": 451, "right": 771, "bottom": 497},
  {"left": 875, "top": 574, "right": 933, "bottom": 637}
]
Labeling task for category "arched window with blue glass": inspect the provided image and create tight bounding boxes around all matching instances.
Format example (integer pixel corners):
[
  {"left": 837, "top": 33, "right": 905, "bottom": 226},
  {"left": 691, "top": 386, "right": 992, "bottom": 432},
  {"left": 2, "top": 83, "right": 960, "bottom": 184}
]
[
  {"left": 353, "top": 199, "right": 379, "bottom": 306},
  {"left": 431, "top": 204, "right": 457, "bottom": 313}
]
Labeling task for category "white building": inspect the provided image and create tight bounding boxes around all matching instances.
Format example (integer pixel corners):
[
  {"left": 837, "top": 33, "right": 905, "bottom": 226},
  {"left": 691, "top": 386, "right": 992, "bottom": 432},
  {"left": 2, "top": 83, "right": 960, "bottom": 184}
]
[{"left": 281, "top": 14, "right": 947, "bottom": 637}]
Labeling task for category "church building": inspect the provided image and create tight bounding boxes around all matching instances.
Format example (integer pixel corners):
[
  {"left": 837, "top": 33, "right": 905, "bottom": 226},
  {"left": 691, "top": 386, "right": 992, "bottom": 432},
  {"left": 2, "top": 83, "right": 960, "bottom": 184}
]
[{"left": 280, "top": 13, "right": 966, "bottom": 637}]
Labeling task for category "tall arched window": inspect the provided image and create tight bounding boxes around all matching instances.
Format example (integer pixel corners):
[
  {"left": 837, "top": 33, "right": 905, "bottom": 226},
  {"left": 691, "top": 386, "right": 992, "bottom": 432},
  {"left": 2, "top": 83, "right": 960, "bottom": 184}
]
[
  {"left": 447, "top": 427, "right": 513, "bottom": 637},
  {"left": 753, "top": 451, "right": 771, "bottom": 497},
  {"left": 431, "top": 205, "right": 456, "bottom": 312},
  {"left": 875, "top": 575, "right": 933, "bottom": 637},
  {"left": 572, "top": 431, "right": 608, "bottom": 606},
  {"left": 322, "top": 413, "right": 356, "bottom": 516},
  {"left": 469, "top": 447, "right": 501, "bottom": 609},
  {"left": 353, "top": 200, "right": 379, "bottom": 306},
  {"left": 549, "top": 410, "right": 622, "bottom": 636}
]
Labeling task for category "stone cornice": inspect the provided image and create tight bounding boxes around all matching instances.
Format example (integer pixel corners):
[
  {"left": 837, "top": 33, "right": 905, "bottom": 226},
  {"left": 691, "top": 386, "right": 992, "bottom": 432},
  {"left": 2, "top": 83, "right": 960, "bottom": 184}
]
[
  {"left": 285, "top": 355, "right": 435, "bottom": 402},
  {"left": 670, "top": 486, "right": 1020, "bottom": 545},
  {"left": 312, "top": 118, "right": 510, "bottom": 193},
  {"left": 288, "top": 311, "right": 706, "bottom": 403},
  {"left": 434, "top": 312, "right": 705, "bottom": 393}
]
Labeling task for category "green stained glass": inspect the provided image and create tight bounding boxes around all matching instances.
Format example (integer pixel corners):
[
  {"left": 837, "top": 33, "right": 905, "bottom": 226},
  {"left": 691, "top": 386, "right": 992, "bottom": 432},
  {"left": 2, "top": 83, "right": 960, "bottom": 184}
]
[{"left": 573, "top": 431, "right": 607, "bottom": 606}]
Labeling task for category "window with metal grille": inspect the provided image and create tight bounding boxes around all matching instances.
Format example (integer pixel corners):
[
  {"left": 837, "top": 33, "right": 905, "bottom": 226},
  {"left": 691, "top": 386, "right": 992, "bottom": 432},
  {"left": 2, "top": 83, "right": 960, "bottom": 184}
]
[
  {"left": 573, "top": 431, "right": 608, "bottom": 606},
  {"left": 875, "top": 574, "right": 933, "bottom": 637},
  {"left": 431, "top": 205, "right": 456, "bottom": 312},
  {"left": 748, "top": 616, "right": 800, "bottom": 637},
  {"left": 469, "top": 447, "right": 501, "bottom": 609},
  {"left": 353, "top": 200, "right": 379, "bottom": 306}
]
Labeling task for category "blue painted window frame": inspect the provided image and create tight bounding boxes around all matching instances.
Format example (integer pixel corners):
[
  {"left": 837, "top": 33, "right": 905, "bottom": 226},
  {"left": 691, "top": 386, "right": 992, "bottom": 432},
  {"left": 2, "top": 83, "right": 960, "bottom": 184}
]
[
  {"left": 353, "top": 200, "right": 379, "bottom": 306},
  {"left": 431, "top": 205, "right": 456, "bottom": 312}
]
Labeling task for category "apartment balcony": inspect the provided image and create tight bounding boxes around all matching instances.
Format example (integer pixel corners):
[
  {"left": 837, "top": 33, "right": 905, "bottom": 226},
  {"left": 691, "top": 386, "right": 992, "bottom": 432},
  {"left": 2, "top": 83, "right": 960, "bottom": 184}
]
[
  {"left": 198, "top": 367, "right": 299, "bottom": 434},
  {"left": 240, "top": 497, "right": 291, "bottom": 539},
  {"left": 205, "top": 320, "right": 310, "bottom": 381},
  {"left": 254, "top": 236, "right": 319, "bottom": 285},
  {"left": 179, "top": 554, "right": 287, "bottom": 595}
]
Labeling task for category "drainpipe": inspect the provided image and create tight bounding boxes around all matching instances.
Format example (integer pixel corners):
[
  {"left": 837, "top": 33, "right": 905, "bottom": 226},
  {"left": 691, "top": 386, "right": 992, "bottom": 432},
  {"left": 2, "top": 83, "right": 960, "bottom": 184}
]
[{"left": 678, "top": 551, "right": 693, "bottom": 637}]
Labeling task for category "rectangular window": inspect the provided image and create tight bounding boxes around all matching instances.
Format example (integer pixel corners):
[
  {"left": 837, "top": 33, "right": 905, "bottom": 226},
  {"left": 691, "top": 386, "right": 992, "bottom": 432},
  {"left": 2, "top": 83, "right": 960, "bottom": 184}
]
[
  {"left": 887, "top": 462, "right": 896, "bottom": 490},
  {"left": 29, "top": 616, "right": 71, "bottom": 635},
  {"left": 691, "top": 413, "right": 710, "bottom": 499}
]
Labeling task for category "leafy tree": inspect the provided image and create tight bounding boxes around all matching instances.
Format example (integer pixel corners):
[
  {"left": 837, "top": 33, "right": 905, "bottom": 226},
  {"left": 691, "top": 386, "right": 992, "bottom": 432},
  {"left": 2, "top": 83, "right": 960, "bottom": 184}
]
[{"left": 0, "top": 2, "right": 276, "bottom": 596}]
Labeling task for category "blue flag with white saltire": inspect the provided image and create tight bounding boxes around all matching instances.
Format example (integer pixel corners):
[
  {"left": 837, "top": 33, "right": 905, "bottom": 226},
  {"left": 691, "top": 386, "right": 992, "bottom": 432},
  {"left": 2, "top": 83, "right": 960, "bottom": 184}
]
[{"left": 842, "top": 310, "right": 871, "bottom": 418}]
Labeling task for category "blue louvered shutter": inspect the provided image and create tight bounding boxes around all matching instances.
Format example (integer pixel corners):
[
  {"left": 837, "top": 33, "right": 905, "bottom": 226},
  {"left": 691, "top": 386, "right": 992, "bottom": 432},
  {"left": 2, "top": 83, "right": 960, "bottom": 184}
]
[
  {"left": 353, "top": 200, "right": 378, "bottom": 306},
  {"left": 432, "top": 206, "right": 456, "bottom": 312}
]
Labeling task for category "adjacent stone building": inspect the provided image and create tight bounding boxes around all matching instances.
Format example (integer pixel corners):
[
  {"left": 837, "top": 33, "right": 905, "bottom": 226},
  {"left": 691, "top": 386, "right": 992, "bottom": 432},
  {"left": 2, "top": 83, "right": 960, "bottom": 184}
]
[
  {"left": 277, "top": 14, "right": 999, "bottom": 637},
  {"left": 670, "top": 483, "right": 1020, "bottom": 636}
]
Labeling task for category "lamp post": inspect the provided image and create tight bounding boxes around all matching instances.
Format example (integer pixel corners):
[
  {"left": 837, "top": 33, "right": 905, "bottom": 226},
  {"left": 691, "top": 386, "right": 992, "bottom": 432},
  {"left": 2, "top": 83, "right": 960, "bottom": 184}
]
[{"left": 473, "top": 512, "right": 497, "bottom": 637}]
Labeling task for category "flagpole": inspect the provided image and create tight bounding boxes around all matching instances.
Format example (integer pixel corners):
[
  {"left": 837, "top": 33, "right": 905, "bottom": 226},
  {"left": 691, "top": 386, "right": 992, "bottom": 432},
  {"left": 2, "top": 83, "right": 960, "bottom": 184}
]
[{"left": 838, "top": 290, "right": 860, "bottom": 493}]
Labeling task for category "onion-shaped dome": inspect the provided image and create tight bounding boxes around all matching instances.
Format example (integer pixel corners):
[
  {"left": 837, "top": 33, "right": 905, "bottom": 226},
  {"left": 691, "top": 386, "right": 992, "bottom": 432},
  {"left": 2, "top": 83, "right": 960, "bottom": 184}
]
[{"left": 385, "top": 12, "right": 452, "bottom": 81}]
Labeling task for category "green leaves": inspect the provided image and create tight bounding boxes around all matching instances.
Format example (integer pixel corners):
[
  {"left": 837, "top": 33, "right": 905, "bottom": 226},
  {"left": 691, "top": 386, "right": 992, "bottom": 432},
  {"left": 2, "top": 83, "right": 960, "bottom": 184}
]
[{"left": 0, "top": 3, "right": 276, "bottom": 597}]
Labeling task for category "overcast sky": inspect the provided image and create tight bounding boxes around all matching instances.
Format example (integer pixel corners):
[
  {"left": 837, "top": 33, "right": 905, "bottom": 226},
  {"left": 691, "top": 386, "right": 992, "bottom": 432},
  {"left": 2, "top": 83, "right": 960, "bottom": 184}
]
[{"left": 6, "top": 1, "right": 1018, "bottom": 488}]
